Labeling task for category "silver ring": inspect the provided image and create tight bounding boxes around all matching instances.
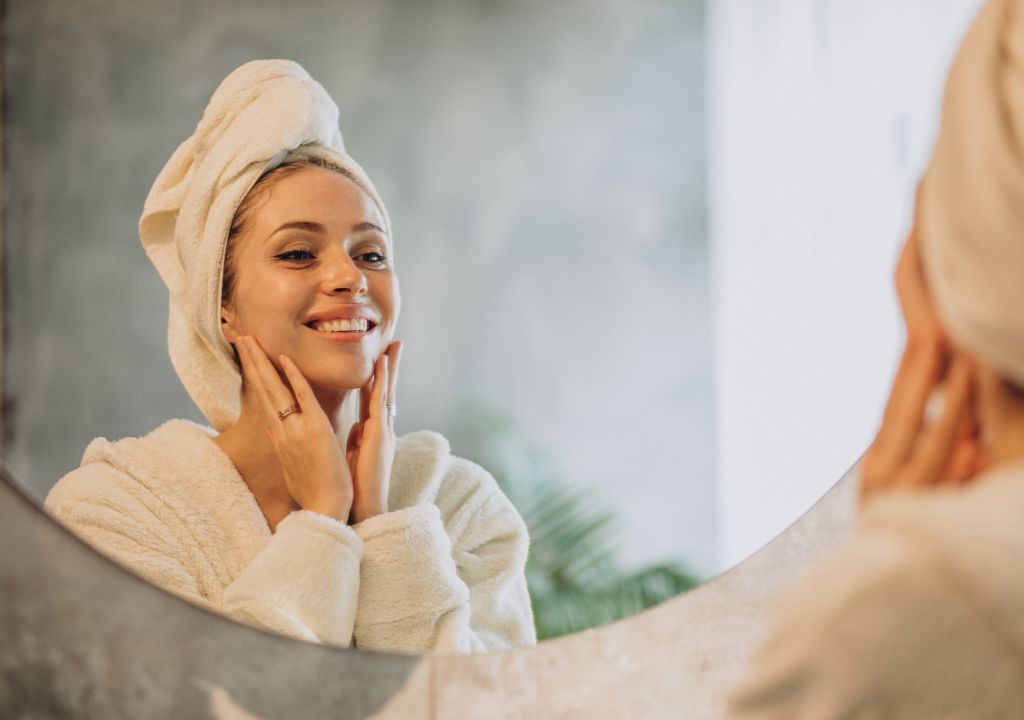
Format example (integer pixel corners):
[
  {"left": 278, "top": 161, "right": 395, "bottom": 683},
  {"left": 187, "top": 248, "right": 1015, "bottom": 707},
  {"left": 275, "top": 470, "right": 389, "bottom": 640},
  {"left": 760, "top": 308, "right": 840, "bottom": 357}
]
[
  {"left": 277, "top": 404, "right": 300, "bottom": 421},
  {"left": 385, "top": 403, "right": 397, "bottom": 419},
  {"left": 923, "top": 390, "right": 945, "bottom": 425}
]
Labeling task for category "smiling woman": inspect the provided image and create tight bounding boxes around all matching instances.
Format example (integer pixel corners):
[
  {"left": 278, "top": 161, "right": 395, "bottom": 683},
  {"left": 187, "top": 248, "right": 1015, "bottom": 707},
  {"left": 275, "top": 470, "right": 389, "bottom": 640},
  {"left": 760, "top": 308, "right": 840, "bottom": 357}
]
[
  {"left": 41, "top": 60, "right": 536, "bottom": 654},
  {"left": 215, "top": 162, "right": 401, "bottom": 530}
]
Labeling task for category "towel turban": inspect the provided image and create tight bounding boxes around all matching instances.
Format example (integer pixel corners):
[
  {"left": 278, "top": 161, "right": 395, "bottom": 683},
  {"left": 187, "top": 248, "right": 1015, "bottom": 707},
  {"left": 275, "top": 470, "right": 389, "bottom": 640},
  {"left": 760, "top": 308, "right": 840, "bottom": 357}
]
[
  {"left": 920, "top": 0, "right": 1024, "bottom": 387},
  {"left": 139, "top": 59, "right": 389, "bottom": 430}
]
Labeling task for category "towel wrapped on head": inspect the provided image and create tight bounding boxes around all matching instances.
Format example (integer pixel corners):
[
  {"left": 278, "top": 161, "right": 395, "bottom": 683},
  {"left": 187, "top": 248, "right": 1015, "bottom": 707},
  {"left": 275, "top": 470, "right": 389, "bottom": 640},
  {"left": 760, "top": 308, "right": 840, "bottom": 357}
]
[
  {"left": 139, "top": 59, "right": 390, "bottom": 430},
  {"left": 920, "top": 0, "right": 1024, "bottom": 387}
]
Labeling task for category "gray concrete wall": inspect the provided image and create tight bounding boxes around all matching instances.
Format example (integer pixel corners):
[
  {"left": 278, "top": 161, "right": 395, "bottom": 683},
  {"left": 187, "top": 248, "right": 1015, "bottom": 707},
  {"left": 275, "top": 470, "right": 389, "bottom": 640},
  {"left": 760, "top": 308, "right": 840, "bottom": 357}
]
[{"left": 5, "top": 0, "right": 712, "bottom": 574}]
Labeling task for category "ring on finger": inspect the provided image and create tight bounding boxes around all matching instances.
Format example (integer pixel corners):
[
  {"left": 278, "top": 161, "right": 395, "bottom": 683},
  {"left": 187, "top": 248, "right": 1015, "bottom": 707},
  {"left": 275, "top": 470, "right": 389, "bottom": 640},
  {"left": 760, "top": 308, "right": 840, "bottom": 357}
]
[
  {"left": 923, "top": 390, "right": 945, "bottom": 426},
  {"left": 385, "top": 403, "right": 397, "bottom": 419},
  {"left": 278, "top": 404, "right": 300, "bottom": 421}
]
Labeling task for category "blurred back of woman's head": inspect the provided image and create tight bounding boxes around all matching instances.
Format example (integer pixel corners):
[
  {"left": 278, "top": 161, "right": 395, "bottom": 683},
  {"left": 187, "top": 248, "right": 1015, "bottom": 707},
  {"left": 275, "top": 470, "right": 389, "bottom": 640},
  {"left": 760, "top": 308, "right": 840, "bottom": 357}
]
[{"left": 918, "top": 0, "right": 1024, "bottom": 455}]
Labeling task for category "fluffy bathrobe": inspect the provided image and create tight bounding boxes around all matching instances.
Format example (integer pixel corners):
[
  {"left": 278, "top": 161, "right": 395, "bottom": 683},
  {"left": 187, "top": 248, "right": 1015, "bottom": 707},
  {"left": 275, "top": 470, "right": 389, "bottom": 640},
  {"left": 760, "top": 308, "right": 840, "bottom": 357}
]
[
  {"left": 727, "top": 461, "right": 1024, "bottom": 718},
  {"left": 44, "top": 419, "right": 536, "bottom": 654}
]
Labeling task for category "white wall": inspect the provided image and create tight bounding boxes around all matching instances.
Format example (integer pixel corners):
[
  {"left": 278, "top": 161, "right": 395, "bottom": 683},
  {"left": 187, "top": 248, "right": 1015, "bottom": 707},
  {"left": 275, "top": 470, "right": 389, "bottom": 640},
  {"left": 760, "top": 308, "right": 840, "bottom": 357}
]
[{"left": 709, "top": 0, "right": 984, "bottom": 570}]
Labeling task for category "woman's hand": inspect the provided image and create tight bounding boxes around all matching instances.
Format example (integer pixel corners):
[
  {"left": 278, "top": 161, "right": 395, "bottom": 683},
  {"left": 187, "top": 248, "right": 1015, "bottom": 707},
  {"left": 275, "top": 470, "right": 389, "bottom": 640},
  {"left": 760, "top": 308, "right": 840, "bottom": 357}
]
[
  {"left": 860, "top": 342, "right": 981, "bottom": 504},
  {"left": 237, "top": 335, "right": 354, "bottom": 522},
  {"left": 859, "top": 216, "right": 984, "bottom": 505},
  {"left": 345, "top": 341, "right": 402, "bottom": 524}
]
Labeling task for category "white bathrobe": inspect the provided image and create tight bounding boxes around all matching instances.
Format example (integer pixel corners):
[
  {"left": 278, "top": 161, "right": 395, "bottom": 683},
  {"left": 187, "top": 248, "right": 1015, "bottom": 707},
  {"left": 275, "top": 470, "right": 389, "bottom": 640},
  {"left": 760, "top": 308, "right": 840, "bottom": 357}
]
[
  {"left": 43, "top": 419, "right": 536, "bottom": 654},
  {"left": 727, "top": 461, "right": 1024, "bottom": 718}
]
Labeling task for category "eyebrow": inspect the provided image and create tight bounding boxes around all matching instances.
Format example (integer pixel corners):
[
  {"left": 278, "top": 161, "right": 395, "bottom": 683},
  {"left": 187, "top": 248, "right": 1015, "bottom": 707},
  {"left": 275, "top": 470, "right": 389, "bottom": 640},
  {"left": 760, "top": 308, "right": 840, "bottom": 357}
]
[{"left": 269, "top": 220, "right": 386, "bottom": 239}]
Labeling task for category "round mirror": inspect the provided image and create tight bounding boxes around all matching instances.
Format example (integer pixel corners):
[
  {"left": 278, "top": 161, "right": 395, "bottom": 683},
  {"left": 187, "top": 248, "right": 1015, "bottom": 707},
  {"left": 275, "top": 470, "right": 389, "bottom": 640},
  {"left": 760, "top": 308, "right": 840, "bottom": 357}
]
[{"left": 1, "top": 0, "right": 984, "bottom": 648}]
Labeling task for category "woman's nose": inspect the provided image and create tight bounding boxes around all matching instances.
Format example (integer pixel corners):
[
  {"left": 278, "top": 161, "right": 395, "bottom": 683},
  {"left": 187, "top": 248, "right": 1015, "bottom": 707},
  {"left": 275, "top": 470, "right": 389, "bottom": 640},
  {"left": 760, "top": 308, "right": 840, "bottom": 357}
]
[{"left": 321, "top": 252, "right": 368, "bottom": 296}]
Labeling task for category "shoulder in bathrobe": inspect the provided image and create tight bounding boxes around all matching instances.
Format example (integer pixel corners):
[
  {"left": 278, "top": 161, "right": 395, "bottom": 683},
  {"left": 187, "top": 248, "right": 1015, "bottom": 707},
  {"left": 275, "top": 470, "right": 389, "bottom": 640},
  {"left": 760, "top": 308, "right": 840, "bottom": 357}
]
[
  {"left": 726, "top": 463, "right": 1024, "bottom": 719},
  {"left": 43, "top": 419, "right": 535, "bottom": 654}
]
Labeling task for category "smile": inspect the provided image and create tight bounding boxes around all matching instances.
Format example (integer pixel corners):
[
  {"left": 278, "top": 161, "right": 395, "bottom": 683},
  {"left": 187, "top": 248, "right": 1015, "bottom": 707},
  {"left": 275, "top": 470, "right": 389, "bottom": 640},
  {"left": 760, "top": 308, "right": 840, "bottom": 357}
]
[
  {"left": 303, "top": 318, "right": 378, "bottom": 344},
  {"left": 306, "top": 318, "right": 374, "bottom": 333}
]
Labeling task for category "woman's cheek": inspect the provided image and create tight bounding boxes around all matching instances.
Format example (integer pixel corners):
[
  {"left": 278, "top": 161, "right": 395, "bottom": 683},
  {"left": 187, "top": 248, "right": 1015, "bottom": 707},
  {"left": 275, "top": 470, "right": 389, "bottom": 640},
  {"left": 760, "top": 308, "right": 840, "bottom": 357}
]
[
  {"left": 381, "top": 279, "right": 400, "bottom": 343},
  {"left": 389, "top": 276, "right": 401, "bottom": 319}
]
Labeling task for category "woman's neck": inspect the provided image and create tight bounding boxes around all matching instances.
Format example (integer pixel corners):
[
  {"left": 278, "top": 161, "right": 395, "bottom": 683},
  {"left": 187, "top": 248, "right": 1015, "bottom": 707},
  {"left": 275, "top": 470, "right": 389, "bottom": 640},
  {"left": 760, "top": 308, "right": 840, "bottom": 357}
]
[
  {"left": 976, "top": 369, "right": 1024, "bottom": 472},
  {"left": 212, "top": 386, "right": 349, "bottom": 528}
]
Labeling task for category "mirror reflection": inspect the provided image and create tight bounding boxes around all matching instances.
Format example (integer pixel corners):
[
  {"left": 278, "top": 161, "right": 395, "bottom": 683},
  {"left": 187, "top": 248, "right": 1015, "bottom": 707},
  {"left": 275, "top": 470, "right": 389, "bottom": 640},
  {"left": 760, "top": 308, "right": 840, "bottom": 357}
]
[
  {"left": 7, "top": 0, "right": 711, "bottom": 648},
  {"left": 4, "top": 0, "right": 982, "bottom": 650}
]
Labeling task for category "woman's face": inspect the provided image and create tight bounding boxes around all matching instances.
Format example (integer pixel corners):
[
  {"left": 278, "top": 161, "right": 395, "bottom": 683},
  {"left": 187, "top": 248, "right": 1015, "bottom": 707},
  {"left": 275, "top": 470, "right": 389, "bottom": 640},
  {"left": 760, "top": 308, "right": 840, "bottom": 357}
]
[{"left": 221, "top": 166, "right": 399, "bottom": 392}]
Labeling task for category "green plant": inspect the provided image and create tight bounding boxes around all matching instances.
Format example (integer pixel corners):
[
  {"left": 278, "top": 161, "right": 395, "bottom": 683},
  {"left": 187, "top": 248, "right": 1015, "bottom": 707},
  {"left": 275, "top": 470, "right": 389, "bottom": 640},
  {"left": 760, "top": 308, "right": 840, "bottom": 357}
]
[{"left": 454, "top": 408, "right": 701, "bottom": 640}]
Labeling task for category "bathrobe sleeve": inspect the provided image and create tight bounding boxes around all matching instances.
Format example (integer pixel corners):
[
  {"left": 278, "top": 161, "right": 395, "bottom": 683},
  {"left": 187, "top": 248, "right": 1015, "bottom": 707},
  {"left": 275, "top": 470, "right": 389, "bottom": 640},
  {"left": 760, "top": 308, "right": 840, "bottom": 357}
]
[
  {"left": 726, "top": 527, "right": 1024, "bottom": 719},
  {"left": 44, "top": 461, "right": 364, "bottom": 648},
  {"left": 218, "top": 509, "right": 363, "bottom": 645},
  {"left": 351, "top": 457, "right": 535, "bottom": 653}
]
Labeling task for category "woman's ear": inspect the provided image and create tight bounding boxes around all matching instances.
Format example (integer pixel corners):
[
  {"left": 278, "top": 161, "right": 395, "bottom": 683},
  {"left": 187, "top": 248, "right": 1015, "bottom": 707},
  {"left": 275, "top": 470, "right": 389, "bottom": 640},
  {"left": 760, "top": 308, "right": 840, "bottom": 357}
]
[{"left": 221, "top": 308, "right": 239, "bottom": 344}]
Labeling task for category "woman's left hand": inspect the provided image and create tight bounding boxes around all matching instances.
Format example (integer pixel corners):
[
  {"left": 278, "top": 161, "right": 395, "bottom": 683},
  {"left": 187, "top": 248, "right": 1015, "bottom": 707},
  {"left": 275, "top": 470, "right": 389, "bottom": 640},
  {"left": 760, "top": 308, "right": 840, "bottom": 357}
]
[{"left": 346, "top": 341, "right": 403, "bottom": 524}]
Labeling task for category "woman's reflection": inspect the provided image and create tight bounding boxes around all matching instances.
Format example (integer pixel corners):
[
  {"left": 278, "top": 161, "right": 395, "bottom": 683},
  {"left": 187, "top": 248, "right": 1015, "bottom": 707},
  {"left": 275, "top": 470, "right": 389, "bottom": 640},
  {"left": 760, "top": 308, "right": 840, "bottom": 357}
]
[{"left": 43, "top": 59, "right": 536, "bottom": 654}]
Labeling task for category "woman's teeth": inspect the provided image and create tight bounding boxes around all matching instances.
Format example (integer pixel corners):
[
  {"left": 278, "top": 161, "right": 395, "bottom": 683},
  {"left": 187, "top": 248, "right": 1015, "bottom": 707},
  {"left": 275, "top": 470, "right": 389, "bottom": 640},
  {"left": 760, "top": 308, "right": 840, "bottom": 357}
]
[{"left": 312, "top": 318, "right": 369, "bottom": 333}]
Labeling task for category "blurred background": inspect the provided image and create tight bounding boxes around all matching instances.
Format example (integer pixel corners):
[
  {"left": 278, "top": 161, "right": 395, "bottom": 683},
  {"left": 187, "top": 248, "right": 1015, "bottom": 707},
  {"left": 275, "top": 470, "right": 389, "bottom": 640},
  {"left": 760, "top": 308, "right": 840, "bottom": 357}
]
[{"left": 2, "top": 0, "right": 985, "bottom": 634}]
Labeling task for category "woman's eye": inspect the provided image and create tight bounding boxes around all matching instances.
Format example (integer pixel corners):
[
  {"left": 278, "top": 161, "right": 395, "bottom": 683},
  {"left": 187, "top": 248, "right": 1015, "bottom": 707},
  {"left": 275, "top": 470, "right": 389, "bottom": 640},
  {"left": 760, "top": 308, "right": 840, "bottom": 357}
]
[
  {"left": 276, "top": 249, "right": 314, "bottom": 262},
  {"left": 358, "top": 251, "right": 387, "bottom": 266}
]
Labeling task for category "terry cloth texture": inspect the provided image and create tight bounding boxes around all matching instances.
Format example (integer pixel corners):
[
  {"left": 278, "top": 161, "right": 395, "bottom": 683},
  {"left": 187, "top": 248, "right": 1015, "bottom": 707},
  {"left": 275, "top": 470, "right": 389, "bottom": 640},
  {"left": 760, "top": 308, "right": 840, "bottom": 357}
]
[
  {"left": 726, "top": 461, "right": 1024, "bottom": 719},
  {"left": 920, "top": 0, "right": 1024, "bottom": 386},
  {"left": 139, "top": 59, "right": 389, "bottom": 430},
  {"left": 45, "top": 421, "right": 535, "bottom": 654}
]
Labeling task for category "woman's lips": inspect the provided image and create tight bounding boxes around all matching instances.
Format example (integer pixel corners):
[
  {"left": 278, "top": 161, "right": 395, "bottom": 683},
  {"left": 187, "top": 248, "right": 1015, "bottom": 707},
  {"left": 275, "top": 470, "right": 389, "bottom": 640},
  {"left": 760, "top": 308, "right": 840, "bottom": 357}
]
[{"left": 303, "top": 324, "right": 377, "bottom": 344}]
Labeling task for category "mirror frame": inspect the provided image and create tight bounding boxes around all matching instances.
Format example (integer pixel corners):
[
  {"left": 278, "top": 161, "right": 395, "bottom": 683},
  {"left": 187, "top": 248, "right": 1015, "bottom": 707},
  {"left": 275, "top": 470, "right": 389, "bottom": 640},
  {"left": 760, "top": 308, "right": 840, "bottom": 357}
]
[{"left": 0, "top": 456, "right": 860, "bottom": 718}]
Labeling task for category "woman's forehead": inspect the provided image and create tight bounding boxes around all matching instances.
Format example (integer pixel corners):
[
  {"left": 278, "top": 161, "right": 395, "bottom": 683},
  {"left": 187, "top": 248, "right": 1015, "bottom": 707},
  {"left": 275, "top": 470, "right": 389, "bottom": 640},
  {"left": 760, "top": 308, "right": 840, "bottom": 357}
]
[{"left": 255, "top": 167, "right": 384, "bottom": 233}]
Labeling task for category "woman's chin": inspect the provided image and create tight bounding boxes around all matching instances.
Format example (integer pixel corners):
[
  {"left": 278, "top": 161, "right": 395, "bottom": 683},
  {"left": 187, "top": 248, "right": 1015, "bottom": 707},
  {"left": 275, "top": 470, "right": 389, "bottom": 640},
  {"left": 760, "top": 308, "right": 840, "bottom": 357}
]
[
  {"left": 290, "top": 352, "right": 375, "bottom": 392},
  {"left": 303, "top": 368, "right": 373, "bottom": 393}
]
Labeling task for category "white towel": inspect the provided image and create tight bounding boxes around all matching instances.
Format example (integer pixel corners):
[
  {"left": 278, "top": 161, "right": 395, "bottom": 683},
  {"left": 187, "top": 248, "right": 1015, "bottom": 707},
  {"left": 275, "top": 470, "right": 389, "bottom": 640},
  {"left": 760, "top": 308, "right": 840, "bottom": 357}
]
[
  {"left": 139, "top": 59, "right": 390, "bottom": 429},
  {"left": 921, "top": 0, "right": 1024, "bottom": 386}
]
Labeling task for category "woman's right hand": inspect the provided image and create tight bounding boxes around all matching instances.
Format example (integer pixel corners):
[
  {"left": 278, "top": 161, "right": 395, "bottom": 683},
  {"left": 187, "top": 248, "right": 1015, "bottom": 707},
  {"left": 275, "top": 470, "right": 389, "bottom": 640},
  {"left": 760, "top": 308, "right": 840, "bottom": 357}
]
[
  {"left": 859, "top": 209, "right": 983, "bottom": 505},
  {"left": 237, "top": 335, "right": 354, "bottom": 522}
]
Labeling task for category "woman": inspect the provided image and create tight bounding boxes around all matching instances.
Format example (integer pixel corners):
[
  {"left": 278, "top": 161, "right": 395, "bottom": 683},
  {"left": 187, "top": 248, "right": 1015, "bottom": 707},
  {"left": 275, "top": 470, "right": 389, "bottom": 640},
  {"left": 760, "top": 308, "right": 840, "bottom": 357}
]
[
  {"left": 43, "top": 59, "right": 535, "bottom": 654},
  {"left": 728, "top": 0, "right": 1024, "bottom": 714}
]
